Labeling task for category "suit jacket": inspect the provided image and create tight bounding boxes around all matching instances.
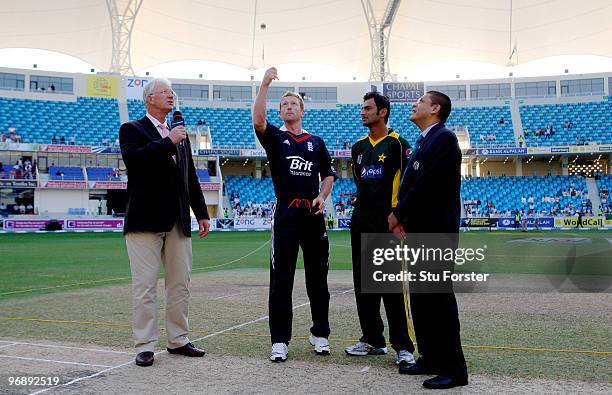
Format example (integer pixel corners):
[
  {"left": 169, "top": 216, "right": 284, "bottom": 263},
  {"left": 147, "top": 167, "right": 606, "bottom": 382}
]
[
  {"left": 119, "top": 116, "right": 209, "bottom": 237},
  {"left": 394, "top": 123, "right": 461, "bottom": 234}
]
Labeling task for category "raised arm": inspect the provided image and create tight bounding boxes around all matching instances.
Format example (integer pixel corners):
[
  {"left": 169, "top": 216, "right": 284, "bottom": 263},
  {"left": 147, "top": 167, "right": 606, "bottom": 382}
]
[{"left": 253, "top": 67, "right": 278, "bottom": 134}]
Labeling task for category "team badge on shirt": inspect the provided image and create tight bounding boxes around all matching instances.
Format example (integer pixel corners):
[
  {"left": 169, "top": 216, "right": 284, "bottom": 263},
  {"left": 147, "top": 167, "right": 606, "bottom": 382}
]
[{"left": 413, "top": 161, "right": 420, "bottom": 170}]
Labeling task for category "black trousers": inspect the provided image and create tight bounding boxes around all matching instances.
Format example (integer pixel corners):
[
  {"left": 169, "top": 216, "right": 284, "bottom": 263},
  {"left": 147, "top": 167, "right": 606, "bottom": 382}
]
[
  {"left": 269, "top": 203, "right": 330, "bottom": 344},
  {"left": 409, "top": 291, "right": 468, "bottom": 380},
  {"left": 350, "top": 208, "right": 415, "bottom": 352}
]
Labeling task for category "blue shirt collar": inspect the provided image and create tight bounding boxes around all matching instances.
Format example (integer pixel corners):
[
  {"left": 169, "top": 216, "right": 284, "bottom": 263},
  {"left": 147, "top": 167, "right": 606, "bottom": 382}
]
[{"left": 420, "top": 122, "right": 438, "bottom": 139}]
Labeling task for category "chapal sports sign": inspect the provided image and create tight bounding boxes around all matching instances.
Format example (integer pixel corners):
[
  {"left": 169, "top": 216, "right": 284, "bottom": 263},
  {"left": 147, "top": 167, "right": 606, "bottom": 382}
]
[{"left": 383, "top": 82, "right": 424, "bottom": 102}]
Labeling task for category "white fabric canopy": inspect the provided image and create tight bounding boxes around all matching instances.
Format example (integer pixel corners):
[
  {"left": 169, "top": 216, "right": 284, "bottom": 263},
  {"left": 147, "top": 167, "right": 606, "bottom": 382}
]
[{"left": 0, "top": 0, "right": 610, "bottom": 77}]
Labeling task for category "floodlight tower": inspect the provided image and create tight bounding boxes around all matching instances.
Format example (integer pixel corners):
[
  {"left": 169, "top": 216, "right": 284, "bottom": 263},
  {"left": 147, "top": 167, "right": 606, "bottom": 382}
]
[
  {"left": 106, "top": 0, "right": 143, "bottom": 76},
  {"left": 361, "top": 0, "right": 402, "bottom": 82}
]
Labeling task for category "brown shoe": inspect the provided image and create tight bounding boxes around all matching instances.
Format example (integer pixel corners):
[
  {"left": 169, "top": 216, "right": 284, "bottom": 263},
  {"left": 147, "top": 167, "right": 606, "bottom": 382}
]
[{"left": 167, "top": 342, "right": 205, "bottom": 357}]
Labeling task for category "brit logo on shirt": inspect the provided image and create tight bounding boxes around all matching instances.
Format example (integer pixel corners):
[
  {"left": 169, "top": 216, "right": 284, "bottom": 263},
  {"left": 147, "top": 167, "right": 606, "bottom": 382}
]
[{"left": 307, "top": 141, "right": 313, "bottom": 152}]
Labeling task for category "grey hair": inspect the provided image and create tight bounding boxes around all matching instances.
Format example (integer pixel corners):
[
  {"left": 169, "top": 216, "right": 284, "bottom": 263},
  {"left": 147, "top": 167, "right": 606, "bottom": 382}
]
[{"left": 142, "top": 78, "right": 172, "bottom": 102}]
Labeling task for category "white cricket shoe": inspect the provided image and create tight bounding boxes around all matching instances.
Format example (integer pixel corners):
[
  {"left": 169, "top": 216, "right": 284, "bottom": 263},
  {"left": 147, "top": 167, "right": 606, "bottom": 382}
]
[
  {"left": 270, "top": 342, "right": 288, "bottom": 362},
  {"left": 309, "top": 335, "right": 330, "bottom": 355},
  {"left": 395, "top": 349, "right": 416, "bottom": 366},
  {"left": 344, "top": 341, "right": 388, "bottom": 356}
]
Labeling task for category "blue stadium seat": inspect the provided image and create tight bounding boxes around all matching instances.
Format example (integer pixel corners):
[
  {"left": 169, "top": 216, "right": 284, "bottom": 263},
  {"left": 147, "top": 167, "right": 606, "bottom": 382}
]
[
  {"left": 461, "top": 175, "right": 588, "bottom": 215},
  {"left": 519, "top": 100, "right": 612, "bottom": 146},
  {"left": 127, "top": 100, "right": 515, "bottom": 149},
  {"left": 0, "top": 96, "right": 120, "bottom": 146},
  {"left": 86, "top": 167, "right": 120, "bottom": 181},
  {"left": 48, "top": 166, "right": 84, "bottom": 180}
]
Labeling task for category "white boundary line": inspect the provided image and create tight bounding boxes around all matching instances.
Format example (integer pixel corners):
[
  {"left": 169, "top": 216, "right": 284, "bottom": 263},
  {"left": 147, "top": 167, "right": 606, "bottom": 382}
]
[
  {"left": 213, "top": 288, "right": 264, "bottom": 300},
  {"left": 0, "top": 342, "right": 16, "bottom": 349},
  {"left": 30, "top": 287, "right": 354, "bottom": 395},
  {"left": 0, "top": 240, "right": 271, "bottom": 297},
  {"left": 3, "top": 341, "right": 132, "bottom": 355},
  {"left": 0, "top": 355, "right": 114, "bottom": 368},
  {"left": 0, "top": 277, "right": 131, "bottom": 297},
  {"left": 191, "top": 240, "right": 270, "bottom": 272}
]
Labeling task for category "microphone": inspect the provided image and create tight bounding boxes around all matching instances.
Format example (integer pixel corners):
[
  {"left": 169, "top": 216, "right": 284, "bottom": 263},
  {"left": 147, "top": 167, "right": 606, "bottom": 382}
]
[{"left": 171, "top": 110, "right": 186, "bottom": 146}]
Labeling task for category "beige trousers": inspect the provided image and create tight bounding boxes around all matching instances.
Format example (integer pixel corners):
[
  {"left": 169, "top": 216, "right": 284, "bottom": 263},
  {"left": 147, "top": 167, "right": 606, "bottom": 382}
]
[{"left": 125, "top": 224, "right": 193, "bottom": 353}]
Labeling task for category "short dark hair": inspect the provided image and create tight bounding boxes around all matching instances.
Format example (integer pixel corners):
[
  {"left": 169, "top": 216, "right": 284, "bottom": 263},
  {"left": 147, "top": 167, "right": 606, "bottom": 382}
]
[
  {"left": 363, "top": 91, "right": 391, "bottom": 123},
  {"left": 426, "top": 91, "right": 451, "bottom": 123}
]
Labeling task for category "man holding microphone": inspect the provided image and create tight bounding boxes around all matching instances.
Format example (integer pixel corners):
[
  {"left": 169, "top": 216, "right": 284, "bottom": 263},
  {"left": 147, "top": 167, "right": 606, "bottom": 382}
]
[{"left": 120, "top": 78, "right": 210, "bottom": 367}]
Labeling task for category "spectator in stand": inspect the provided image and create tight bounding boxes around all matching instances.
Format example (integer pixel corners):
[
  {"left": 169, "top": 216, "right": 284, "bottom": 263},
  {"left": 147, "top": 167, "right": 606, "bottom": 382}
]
[
  {"left": 565, "top": 120, "right": 573, "bottom": 129},
  {"left": 60, "top": 136, "right": 66, "bottom": 145},
  {"left": 51, "top": 135, "right": 58, "bottom": 144},
  {"left": 50, "top": 84, "right": 56, "bottom": 92},
  {"left": 24, "top": 160, "right": 32, "bottom": 179},
  {"left": 518, "top": 134, "right": 524, "bottom": 148},
  {"left": 499, "top": 116, "right": 504, "bottom": 124},
  {"left": 69, "top": 135, "right": 76, "bottom": 145}
]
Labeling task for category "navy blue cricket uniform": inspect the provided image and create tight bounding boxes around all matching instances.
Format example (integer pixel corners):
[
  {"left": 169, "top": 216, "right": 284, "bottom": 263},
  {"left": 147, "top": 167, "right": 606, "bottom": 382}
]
[{"left": 257, "top": 121, "right": 337, "bottom": 344}]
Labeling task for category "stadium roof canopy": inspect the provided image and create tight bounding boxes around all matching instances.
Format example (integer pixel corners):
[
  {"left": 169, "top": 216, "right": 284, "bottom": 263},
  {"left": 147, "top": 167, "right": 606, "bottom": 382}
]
[{"left": 1, "top": 0, "right": 611, "bottom": 79}]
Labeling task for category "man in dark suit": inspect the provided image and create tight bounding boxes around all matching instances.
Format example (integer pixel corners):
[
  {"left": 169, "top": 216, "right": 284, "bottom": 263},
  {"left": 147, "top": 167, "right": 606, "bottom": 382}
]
[
  {"left": 120, "top": 78, "right": 210, "bottom": 367},
  {"left": 388, "top": 91, "right": 468, "bottom": 389}
]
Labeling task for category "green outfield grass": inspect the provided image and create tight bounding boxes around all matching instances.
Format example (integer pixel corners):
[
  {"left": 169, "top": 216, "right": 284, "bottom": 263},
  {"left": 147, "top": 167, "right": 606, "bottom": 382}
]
[
  {"left": 0, "top": 230, "right": 610, "bottom": 385},
  {"left": 0, "top": 229, "right": 611, "bottom": 299}
]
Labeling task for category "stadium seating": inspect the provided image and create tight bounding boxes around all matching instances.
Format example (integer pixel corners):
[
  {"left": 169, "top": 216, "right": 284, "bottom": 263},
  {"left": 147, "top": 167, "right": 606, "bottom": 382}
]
[
  {"left": 388, "top": 103, "right": 515, "bottom": 148},
  {"left": 86, "top": 167, "right": 120, "bottom": 181},
  {"left": 2, "top": 93, "right": 609, "bottom": 149},
  {"left": 127, "top": 100, "right": 515, "bottom": 149},
  {"left": 0, "top": 97, "right": 120, "bottom": 146},
  {"left": 331, "top": 177, "right": 356, "bottom": 205},
  {"left": 224, "top": 175, "right": 356, "bottom": 209},
  {"left": 224, "top": 175, "right": 275, "bottom": 204},
  {"left": 196, "top": 168, "right": 211, "bottom": 182},
  {"left": 48, "top": 166, "right": 84, "bottom": 180},
  {"left": 461, "top": 175, "right": 588, "bottom": 215},
  {"left": 595, "top": 175, "right": 612, "bottom": 207},
  {"left": 519, "top": 100, "right": 612, "bottom": 146}
]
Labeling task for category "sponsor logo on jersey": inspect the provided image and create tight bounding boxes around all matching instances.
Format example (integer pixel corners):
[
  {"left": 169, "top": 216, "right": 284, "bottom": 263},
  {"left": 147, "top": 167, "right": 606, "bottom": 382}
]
[
  {"left": 360, "top": 165, "right": 384, "bottom": 179},
  {"left": 287, "top": 155, "right": 314, "bottom": 176}
]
